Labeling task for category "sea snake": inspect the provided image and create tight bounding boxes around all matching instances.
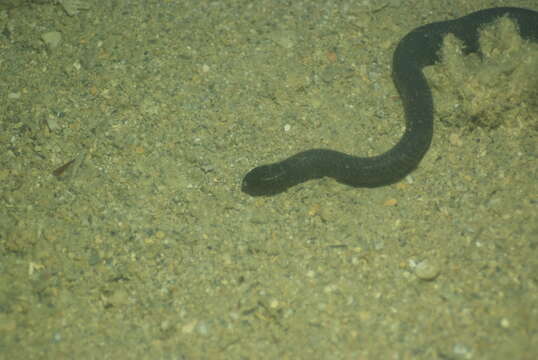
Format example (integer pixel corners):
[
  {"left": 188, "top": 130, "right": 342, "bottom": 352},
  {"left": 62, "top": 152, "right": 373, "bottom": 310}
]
[{"left": 241, "top": 7, "right": 538, "bottom": 196}]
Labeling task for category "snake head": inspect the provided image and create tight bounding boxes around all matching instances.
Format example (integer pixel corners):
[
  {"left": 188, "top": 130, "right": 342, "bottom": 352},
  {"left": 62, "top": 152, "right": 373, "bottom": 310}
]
[{"left": 241, "top": 163, "right": 290, "bottom": 196}]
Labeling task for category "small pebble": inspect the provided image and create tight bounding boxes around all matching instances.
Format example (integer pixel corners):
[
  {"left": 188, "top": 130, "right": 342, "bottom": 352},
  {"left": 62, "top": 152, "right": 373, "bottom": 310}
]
[
  {"left": 500, "top": 317, "right": 510, "bottom": 328},
  {"left": 383, "top": 198, "right": 398, "bottom": 206},
  {"left": 269, "top": 30, "right": 296, "bottom": 48},
  {"left": 41, "top": 31, "right": 62, "bottom": 50},
  {"left": 415, "top": 260, "right": 440, "bottom": 280},
  {"left": 197, "top": 321, "right": 209, "bottom": 336},
  {"left": 182, "top": 319, "right": 197, "bottom": 334}
]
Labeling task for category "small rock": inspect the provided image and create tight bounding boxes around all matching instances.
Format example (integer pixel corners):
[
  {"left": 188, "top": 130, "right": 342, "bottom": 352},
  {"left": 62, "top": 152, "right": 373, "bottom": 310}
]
[
  {"left": 58, "top": 0, "right": 90, "bottom": 17},
  {"left": 415, "top": 260, "right": 440, "bottom": 280},
  {"left": 41, "top": 31, "right": 62, "bottom": 50}
]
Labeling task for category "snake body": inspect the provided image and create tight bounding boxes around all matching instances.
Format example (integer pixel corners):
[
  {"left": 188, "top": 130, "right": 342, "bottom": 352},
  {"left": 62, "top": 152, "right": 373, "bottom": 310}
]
[{"left": 242, "top": 7, "right": 538, "bottom": 196}]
